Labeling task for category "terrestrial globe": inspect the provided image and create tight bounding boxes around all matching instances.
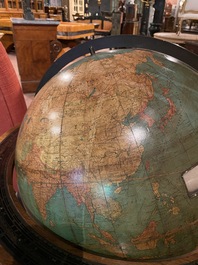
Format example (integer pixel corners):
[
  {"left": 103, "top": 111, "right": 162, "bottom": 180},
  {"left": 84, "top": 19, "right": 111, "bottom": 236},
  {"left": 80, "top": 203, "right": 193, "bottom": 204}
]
[{"left": 15, "top": 42, "right": 198, "bottom": 261}]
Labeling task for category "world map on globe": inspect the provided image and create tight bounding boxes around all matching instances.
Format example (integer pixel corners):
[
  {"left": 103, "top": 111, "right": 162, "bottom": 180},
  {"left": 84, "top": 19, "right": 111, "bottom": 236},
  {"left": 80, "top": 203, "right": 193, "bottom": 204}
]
[{"left": 15, "top": 48, "right": 198, "bottom": 260}]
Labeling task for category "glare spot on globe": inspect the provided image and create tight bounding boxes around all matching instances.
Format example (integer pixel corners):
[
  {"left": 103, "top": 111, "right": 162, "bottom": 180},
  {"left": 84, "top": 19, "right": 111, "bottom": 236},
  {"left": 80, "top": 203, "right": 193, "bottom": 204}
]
[
  {"left": 51, "top": 125, "right": 61, "bottom": 135},
  {"left": 130, "top": 126, "right": 148, "bottom": 144},
  {"left": 48, "top": 111, "right": 59, "bottom": 120},
  {"left": 59, "top": 71, "right": 74, "bottom": 82}
]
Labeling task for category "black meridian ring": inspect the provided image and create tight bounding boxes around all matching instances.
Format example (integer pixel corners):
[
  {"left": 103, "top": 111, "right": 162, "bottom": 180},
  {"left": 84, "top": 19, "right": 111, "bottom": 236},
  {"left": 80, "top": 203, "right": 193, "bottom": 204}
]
[{"left": 36, "top": 35, "right": 198, "bottom": 94}]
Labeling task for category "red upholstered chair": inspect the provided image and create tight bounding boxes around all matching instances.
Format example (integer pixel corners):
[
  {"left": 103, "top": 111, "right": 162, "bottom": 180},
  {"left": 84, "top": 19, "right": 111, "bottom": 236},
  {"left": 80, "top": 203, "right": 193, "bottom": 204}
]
[
  {"left": 0, "top": 41, "right": 27, "bottom": 136},
  {"left": 0, "top": 42, "right": 27, "bottom": 192}
]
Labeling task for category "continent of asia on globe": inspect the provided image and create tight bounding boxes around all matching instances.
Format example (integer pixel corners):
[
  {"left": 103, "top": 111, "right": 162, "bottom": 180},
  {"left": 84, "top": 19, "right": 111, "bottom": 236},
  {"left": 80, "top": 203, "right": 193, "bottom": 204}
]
[{"left": 15, "top": 48, "right": 198, "bottom": 261}]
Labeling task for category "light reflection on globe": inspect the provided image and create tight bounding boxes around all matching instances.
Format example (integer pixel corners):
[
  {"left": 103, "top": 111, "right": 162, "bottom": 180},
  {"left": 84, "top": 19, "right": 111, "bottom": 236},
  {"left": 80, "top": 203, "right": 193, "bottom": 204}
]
[{"left": 15, "top": 48, "right": 198, "bottom": 260}]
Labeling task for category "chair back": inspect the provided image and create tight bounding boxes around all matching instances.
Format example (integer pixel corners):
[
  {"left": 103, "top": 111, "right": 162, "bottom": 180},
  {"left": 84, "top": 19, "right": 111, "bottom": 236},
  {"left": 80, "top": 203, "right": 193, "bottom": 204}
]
[
  {"left": 178, "top": 0, "right": 198, "bottom": 17},
  {"left": 0, "top": 42, "right": 27, "bottom": 136},
  {"left": 176, "top": 0, "right": 198, "bottom": 33},
  {"left": 103, "top": 20, "right": 112, "bottom": 31},
  {"left": 182, "top": 0, "right": 198, "bottom": 13}
]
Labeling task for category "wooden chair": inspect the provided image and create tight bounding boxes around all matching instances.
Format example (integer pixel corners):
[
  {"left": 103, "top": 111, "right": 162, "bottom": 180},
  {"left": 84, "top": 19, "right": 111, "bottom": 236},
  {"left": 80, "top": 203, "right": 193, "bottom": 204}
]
[
  {"left": 0, "top": 42, "right": 27, "bottom": 137},
  {"left": 0, "top": 18, "right": 14, "bottom": 52},
  {"left": 177, "top": 0, "right": 198, "bottom": 33},
  {"left": 0, "top": 42, "right": 27, "bottom": 192},
  {"left": 75, "top": 15, "right": 112, "bottom": 37},
  {"left": 92, "top": 19, "right": 103, "bottom": 29},
  {"left": 93, "top": 18, "right": 112, "bottom": 37}
]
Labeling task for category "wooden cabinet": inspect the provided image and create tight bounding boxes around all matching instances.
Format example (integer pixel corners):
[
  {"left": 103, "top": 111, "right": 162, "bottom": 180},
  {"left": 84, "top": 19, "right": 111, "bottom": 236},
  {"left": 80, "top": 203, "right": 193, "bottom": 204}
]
[
  {"left": 11, "top": 18, "right": 61, "bottom": 93},
  {"left": 0, "top": 0, "right": 45, "bottom": 18},
  {"left": 0, "top": 0, "right": 46, "bottom": 51}
]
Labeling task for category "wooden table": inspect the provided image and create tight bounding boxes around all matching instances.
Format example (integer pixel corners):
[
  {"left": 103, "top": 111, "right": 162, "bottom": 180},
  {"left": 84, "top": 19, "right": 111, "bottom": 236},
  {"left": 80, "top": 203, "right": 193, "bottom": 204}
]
[
  {"left": 57, "top": 22, "right": 94, "bottom": 40},
  {"left": 154, "top": 32, "right": 198, "bottom": 44},
  {"left": 57, "top": 22, "right": 95, "bottom": 49}
]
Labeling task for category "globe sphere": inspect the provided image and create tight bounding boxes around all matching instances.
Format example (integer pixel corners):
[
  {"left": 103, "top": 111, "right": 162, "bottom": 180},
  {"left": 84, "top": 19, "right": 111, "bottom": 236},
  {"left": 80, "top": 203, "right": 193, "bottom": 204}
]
[{"left": 15, "top": 48, "right": 198, "bottom": 260}]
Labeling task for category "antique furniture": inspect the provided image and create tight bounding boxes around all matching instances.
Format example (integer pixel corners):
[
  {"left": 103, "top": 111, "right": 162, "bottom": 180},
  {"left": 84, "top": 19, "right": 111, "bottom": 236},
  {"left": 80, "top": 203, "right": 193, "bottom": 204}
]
[
  {"left": 93, "top": 17, "right": 112, "bottom": 37},
  {"left": 122, "top": 3, "right": 139, "bottom": 35},
  {"left": 0, "top": 18, "right": 13, "bottom": 51},
  {"left": 177, "top": 0, "right": 198, "bottom": 33},
  {"left": 154, "top": 32, "right": 198, "bottom": 44},
  {"left": 57, "top": 21, "right": 94, "bottom": 48},
  {"left": 57, "top": 21, "right": 94, "bottom": 40},
  {"left": 0, "top": 0, "right": 46, "bottom": 50},
  {"left": 153, "top": 0, "right": 198, "bottom": 45},
  {"left": 154, "top": 31, "right": 198, "bottom": 55},
  {"left": 75, "top": 15, "right": 112, "bottom": 37},
  {"left": 0, "top": 0, "right": 45, "bottom": 19},
  {"left": 11, "top": 18, "right": 61, "bottom": 93}
]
